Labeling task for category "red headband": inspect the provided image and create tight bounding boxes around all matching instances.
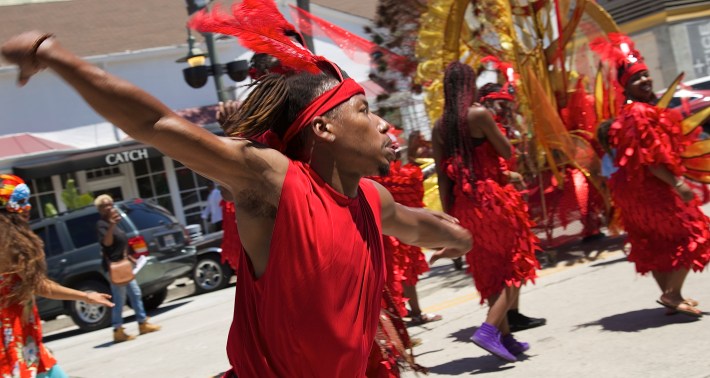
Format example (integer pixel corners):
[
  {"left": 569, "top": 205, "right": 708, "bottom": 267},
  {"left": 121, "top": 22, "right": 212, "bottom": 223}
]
[
  {"left": 480, "top": 92, "right": 514, "bottom": 102},
  {"left": 619, "top": 62, "right": 649, "bottom": 88},
  {"left": 281, "top": 78, "right": 365, "bottom": 147},
  {"left": 479, "top": 81, "right": 516, "bottom": 103}
]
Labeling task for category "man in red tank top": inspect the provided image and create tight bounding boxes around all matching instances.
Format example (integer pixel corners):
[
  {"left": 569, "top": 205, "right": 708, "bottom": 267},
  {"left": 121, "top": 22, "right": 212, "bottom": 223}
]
[{"left": 2, "top": 2, "right": 472, "bottom": 377}]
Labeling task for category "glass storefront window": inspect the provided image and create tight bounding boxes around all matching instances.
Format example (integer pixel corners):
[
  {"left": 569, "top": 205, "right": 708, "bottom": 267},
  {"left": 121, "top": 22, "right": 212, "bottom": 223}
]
[
  {"left": 174, "top": 160, "right": 211, "bottom": 228},
  {"left": 133, "top": 157, "right": 173, "bottom": 214},
  {"left": 28, "top": 178, "right": 58, "bottom": 221}
]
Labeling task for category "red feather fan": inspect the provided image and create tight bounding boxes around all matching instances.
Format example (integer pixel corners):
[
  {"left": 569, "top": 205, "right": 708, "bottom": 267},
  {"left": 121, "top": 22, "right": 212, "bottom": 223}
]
[{"left": 188, "top": 0, "right": 328, "bottom": 74}]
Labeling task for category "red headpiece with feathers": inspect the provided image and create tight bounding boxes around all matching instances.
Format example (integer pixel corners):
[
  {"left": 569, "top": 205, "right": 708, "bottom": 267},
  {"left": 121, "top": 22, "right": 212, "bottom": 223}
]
[
  {"left": 478, "top": 56, "right": 516, "bottom": 102},
  {"left": 590, "top": 33, "right": 648, "bottom": 88},
  {"left": 189, "top": 0, "right": 365, "bottom": 152}
]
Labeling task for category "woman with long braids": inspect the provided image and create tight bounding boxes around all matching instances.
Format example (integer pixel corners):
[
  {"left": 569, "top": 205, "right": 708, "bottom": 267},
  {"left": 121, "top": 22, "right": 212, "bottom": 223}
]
[
  {"left": 432, "top": 62, "right": 540, "bottom": 362},
  {"left": 592, "top": 33, "right": 710, "bottom": 317},
  {"left": 1, "top": 1, "right": 471, "bottom": 375},
  {"left": 0, "top": 174, "right": 113, "bottom": 378}
]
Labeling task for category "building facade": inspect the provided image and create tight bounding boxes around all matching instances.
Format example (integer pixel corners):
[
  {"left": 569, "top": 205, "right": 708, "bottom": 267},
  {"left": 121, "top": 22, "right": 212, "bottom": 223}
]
[{"left": 598, "top": 0, "right": 710, "bottom": 88}]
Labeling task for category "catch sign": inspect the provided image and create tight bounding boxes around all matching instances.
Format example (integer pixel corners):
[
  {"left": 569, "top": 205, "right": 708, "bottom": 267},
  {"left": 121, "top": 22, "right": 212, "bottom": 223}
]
[{"left": 105, "top": 148, "right": 150, "bottom": 165}]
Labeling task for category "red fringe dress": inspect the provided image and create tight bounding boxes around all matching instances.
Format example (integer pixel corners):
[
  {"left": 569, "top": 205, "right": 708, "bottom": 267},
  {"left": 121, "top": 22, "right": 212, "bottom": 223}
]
[
  {"left": 370, "top": 161, "right": 430, "bottom": 317},
  {"left": 443, "top": 137, "right": 540, "bottom": 303},
  {"left": 608, "top": 102, "right": 710, "bottom": 274}
]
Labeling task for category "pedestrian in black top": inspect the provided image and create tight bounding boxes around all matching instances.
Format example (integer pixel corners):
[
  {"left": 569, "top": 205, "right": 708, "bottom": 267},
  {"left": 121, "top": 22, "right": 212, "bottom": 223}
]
[{"left": 95, "top": 194, "right": 161, "bottom": 343}]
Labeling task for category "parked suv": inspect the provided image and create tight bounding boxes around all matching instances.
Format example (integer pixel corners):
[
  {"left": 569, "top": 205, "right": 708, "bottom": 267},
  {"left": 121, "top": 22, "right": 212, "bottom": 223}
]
[
  {"left": 187, "top": 228, "right": 234, "bottom": 294},
  {"left": 31, "top": 198, "right": 196, "bottom": 331}
]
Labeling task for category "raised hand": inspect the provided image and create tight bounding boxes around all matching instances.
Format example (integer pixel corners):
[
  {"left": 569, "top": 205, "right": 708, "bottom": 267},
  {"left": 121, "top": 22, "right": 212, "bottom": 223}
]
[{"left": 217, "top": 100, "right": 240, "bottom": 131}]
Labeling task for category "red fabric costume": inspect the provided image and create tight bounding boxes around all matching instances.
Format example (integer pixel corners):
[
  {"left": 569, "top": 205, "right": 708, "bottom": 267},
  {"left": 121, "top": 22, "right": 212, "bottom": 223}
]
[
  {"left": 219, "top": 200, "right": 239, "bottom": 270},
  {"left": 226, "top": 161, "right": 385, "bottom": 377},
  {"left": 370, "top": 161, "right": 429, "bottom": 317},
  {"left": 443, "top": 134, "right": 540, "bottom": 303},
  {"left": 1, "top": 275, "right": 57, "bottom": 377},
  {"left": 608, "top": 102, "right": 710, "bottom": 274}
]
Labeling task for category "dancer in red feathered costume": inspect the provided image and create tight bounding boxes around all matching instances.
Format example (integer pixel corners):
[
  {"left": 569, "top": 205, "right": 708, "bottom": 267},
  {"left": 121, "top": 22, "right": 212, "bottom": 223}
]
[
  {"left": 432, "top": 62, "right": 540, "bottom": 363},
  {"left": 592, "top": 33, "right": 710, "bottom": 317},
  {"left": 477, "top": 81, "right": 547, "bottom": 333}
]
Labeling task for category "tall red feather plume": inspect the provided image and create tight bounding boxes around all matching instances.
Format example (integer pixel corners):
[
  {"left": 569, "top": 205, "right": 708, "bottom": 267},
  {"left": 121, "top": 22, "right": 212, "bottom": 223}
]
[
  {"left": 589, "top": 32, "right": 643, "bottom": 67},
  {"left": 188, "top": 0, "right": 326, "bottom": 74}
]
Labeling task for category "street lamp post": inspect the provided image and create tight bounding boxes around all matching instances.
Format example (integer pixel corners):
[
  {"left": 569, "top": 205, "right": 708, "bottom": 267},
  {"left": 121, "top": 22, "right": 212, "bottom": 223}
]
[{"left": 179, "top": 0, "right": 249, "bottom": 102}]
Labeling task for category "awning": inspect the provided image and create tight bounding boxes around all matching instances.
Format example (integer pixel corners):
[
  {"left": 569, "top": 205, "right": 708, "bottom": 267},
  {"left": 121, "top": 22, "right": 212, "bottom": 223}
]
[
  {"left": 0, "top": 133, "right": 73, "bottom": 159},
  {"left": 13, "top": 142, "right": 162, "bottom": 179}
]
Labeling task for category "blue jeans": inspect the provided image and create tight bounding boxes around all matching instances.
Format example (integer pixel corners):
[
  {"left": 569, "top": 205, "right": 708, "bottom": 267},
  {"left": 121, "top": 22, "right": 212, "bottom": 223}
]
[{"left": 110, "top": 279, "right": 147, "bottom": 329}]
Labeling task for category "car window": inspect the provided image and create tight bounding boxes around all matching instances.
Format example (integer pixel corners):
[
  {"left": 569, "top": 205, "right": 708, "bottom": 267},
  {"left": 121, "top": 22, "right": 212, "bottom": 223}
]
[
  {"left": 122, "top": 203, "right": 174, "bottom": 230},
  {"left": 691, "top": 81, "right": 710, "bottom": 91},
  {"left": 65, "top": 213, "right": 101, "bottom": 249},
  {"left": 34, "top": 224, "right": 64, "bottom": 257}
]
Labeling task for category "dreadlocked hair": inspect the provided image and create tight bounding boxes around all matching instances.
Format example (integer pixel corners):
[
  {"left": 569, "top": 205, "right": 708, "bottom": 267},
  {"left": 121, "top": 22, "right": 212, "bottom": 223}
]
[
  {"left": 226, "top": 72, "right": 340, "bottom": 160},
  {"left": 440, "top": 61, "right": 479, "bottom": 184},
  {"left": 0, "top": 211, "right": 47, "bottom": 307},
  {"left": 477, "top": 83, "right": 503, "bottom": 102}
]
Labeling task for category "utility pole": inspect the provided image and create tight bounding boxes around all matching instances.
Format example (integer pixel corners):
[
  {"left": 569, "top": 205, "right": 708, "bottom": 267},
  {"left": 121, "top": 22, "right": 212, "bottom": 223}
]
[
  {"left": 296, "top": 0, "right": 315, "bottom": 53},
  {"left": 185, "top": 0, "right": 229, "bottom": 102}
]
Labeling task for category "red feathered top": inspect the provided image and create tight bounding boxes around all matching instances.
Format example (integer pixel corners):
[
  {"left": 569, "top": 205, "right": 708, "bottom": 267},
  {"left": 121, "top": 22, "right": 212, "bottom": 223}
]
[{"left": 608, "top": 102, "right": 710, "bottom": 274}]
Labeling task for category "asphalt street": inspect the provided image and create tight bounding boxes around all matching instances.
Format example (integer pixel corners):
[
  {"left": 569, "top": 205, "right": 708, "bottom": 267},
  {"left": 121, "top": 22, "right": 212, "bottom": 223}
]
[{"left": 42, "top": 236, "right": 710, "bottom": 377}]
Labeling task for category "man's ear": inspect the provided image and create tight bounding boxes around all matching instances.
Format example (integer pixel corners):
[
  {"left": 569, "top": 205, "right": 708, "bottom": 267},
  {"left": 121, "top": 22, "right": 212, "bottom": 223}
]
[{"left": 311, "top": 116, "right": 336, "bottom": 143}]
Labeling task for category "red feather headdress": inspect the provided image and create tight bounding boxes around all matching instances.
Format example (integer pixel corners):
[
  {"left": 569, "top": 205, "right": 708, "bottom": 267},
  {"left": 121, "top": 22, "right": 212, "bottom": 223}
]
[
  {"left": 478, "top": 56, "right": 516, "bottom": 102},
  {"left": 590, "top": 33, "right": 648, "bottom": 88},
  {"left": 189, "top": 0, "right": 338, "bottom": 78}
]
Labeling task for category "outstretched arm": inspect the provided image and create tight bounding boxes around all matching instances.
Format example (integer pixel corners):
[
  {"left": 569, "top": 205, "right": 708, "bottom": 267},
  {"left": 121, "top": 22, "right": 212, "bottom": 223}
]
[
  {"left": 1, "top": 32, "right": 286, "bottom": 193},
  {"left": 373, "top": 180, "right": 472, "bottom": 264},
  {"left": 36, "top": 278, "right": 114, "bottom": 307}
]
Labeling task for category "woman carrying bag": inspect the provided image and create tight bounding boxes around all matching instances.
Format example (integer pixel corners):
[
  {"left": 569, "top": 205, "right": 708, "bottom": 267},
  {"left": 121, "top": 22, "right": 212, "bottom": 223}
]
[{"left": 94, "top": 194, "right": 161, "bottom": 343}]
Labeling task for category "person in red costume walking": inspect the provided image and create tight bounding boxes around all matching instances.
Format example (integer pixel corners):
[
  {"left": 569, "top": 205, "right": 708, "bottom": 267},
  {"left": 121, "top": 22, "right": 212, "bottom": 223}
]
[
  {"left": 477, "top": 81, "right": 547, "bottom": 333},
  {"left": 432, "top": 62, "right": 540, "bottom": 363},
  {"left": 1, "top": 2, "right": 471, "bottom": 377},
  {"left": 592, "top": 33, "right": 710, "bottom": 317}
]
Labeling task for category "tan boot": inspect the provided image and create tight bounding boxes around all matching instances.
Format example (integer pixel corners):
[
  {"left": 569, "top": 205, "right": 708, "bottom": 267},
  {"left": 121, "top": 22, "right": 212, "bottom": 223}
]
[
  {"left": 113, "top": 327, "right": 136, "bottom": 343},
  {"left": 139, "top": 320, "right": 161, "bottom": 335}
]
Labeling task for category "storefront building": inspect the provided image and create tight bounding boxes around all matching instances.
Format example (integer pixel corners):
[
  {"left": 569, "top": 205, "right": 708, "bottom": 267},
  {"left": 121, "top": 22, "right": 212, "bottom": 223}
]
[{"left": 8, "top": 135, "right": 216, "bottom": 230}]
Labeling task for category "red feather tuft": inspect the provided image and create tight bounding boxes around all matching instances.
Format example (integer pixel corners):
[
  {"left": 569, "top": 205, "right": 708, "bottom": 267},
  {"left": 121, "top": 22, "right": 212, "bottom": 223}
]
[
  {"left": 188, "top": 0, "right": 327, "bottom": 74},
  {"left": 590, "top": 32, "right": 644, "bottom": 67}
]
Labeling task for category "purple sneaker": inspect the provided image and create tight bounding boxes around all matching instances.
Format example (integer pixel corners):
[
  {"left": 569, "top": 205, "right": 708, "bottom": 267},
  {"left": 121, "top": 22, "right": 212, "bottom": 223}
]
[
  {"left": 470, "top": 322, "right": 517, "bottom": 362},
  {"left": 502, "top": 334, "right": 530, "bottom": 355}
]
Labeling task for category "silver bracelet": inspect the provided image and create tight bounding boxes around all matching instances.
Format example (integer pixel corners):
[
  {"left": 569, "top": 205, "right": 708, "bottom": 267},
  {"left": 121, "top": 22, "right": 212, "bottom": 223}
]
[{"left": 674, "top": 179, "right": 684, "bottom": 188}]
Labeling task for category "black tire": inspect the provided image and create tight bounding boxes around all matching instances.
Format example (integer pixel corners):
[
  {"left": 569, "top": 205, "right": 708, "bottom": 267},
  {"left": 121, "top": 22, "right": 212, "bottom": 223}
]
[
  {"left": 66, "top": 280, "right": 112, "bottom": 332},
  {"left": 142, "top": 288, "right": 168, "bottom": 311},
  {"left": 193, "top": 255, "right": 232, "bottom": 294}
]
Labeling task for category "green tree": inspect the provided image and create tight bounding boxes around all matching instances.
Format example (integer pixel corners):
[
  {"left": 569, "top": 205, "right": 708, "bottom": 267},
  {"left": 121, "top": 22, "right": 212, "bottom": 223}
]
[
  {"left": 61, "top": 179, "right": 94, "bottom": 210},
  {"left": 44, "top": 202, "right": 58, "bottom": 217}
]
